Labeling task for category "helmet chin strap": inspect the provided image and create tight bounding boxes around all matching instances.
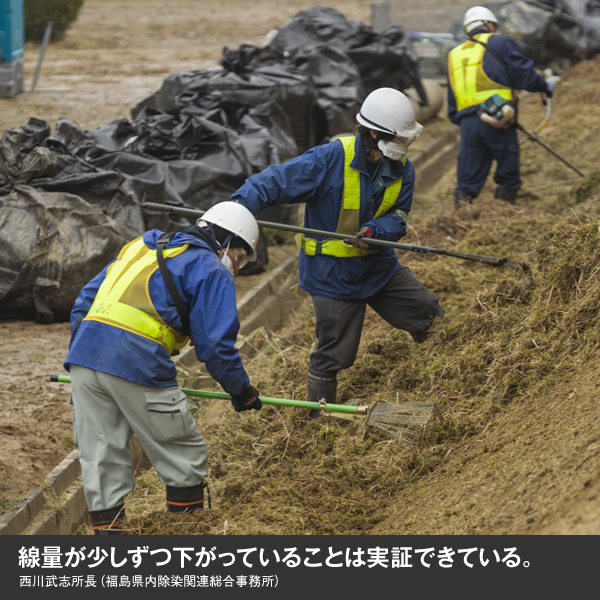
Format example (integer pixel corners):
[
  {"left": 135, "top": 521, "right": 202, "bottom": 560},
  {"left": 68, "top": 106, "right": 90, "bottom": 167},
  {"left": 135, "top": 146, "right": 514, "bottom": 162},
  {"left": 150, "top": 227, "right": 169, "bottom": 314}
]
[{"left": 219, "top": 232, "right": 235, "bottom": 252}]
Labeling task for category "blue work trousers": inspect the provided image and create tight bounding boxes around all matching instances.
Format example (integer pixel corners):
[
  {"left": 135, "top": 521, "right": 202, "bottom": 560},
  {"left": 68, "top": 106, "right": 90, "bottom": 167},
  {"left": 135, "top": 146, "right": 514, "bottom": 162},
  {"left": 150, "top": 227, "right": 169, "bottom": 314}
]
[{"left": 456, "top": 114, "right": 521, "bottom": 198}]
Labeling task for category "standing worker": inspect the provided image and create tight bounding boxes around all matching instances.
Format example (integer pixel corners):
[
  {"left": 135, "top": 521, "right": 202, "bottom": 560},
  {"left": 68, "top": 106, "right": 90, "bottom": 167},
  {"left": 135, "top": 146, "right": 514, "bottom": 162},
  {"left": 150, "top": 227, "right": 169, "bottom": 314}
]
[
  {"left": 447, "top": 5, "right": 555, "bottom": 208},
  {"left": 231, "top": 87, "right": 444, "bottom": 418},
  {"left": 64, "top": 202, "right": 263, "bottom": 534}
]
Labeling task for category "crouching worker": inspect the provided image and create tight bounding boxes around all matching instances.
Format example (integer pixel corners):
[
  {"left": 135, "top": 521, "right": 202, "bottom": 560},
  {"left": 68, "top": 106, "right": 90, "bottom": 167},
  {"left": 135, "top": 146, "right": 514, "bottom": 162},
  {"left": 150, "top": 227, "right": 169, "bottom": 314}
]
[{"left": 64, "top": 202, "right": 262, "bottom": 534}]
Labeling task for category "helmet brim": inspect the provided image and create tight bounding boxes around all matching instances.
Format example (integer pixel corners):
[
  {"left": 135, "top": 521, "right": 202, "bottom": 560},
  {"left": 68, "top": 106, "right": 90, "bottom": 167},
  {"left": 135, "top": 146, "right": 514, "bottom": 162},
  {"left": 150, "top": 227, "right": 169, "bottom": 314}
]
[{"left": 356, "top": 112, "right": 395, "bottom": 134}]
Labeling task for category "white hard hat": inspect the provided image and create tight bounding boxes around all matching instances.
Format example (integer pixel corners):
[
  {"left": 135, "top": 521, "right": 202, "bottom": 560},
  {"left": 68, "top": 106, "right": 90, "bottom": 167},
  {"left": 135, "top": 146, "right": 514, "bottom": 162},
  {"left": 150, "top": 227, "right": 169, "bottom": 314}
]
[
  {"left": 198, "top": 201, "right": 259, "bottom": 262},
  {"left": 356, "top": 87, "right": 423, "bottom": 141},
  {"left": 463, "top": 6, "right": 498, "bottom": 35}
]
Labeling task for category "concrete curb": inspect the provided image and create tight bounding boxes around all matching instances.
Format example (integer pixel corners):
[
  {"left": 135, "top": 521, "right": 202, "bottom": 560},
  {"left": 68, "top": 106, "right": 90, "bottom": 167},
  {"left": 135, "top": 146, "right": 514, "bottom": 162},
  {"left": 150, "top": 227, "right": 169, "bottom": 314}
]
[
  {"left": 0, "top": 451, "right": 87, "bottom": 535},
  {"left": 412, "top": 126, "right": 460, "bottom": 193},
  {"left": 0, "top": 440, "right": 150, "bottom": 535}
]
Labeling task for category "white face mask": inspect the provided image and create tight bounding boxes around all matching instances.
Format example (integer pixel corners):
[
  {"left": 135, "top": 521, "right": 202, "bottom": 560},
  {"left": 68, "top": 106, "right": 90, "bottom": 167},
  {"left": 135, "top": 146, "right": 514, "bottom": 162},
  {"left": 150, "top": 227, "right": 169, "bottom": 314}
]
[
  {"left": 220, "top": 243, "right": 235, "bottom": 276},
  {"left": 377, "top": 139, "right": 409, "bottom": 161},
  {"left": 220, "top": 252, "right": 234, "bottom": 275}
]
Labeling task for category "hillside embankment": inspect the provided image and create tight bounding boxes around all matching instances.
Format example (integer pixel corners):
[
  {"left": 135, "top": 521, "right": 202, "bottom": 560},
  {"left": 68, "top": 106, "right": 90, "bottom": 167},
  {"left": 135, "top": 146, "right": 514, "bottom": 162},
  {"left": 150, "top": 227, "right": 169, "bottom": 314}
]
[{"left": 116, "top": 57, "right": 600, "bottom": 535}]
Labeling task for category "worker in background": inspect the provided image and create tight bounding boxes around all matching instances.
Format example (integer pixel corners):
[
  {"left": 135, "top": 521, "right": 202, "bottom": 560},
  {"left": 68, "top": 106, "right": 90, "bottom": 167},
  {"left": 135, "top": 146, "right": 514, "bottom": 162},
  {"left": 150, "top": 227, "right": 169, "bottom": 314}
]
[
  {"left": 231, "top": 87, "right": 444, "bottom": 418},
  {"left": 447, "top": 5, "right": 555, "bottom": 208},
  {"left": 64, "top": 202, "right": 262, "bottom": 534}
]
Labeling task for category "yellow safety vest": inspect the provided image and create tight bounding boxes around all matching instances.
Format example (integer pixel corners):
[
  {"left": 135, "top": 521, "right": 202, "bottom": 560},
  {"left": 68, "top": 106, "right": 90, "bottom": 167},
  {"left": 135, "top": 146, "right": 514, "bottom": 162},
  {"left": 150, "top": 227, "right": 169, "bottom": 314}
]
[
  {"left": 296, "top": 136, "right": 405, "bottom": 257},
  {"left": 447, "top": 33, "right": 514, "bottom": 112},
  {"left": 83, "top": 236, "right": 190, "bottom": 354}
]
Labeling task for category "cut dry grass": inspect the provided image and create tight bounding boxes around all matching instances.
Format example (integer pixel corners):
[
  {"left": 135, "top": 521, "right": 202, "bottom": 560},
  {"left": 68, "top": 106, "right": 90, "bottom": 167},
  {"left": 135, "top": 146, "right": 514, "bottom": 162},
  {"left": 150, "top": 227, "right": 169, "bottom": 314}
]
[
  {"left": 119, "top": 57, "right": 600, "bottom": 536},
  {"left": 123, "top": 205, "right": 600, "bottom": 534}
]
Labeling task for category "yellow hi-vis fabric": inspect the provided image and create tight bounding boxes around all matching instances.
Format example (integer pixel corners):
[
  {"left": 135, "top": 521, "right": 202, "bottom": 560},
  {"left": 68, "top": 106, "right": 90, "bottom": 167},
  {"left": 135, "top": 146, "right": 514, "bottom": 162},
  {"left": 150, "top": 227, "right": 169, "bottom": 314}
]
[
  {"left": 83, "top": 237, "right": 190, "bottom": 354},
  {"left": 296, "top": 136, "right": 404, "bottom": 257},
  {"left": 447, "top": 33, "right": 514, "bottom": 112}
]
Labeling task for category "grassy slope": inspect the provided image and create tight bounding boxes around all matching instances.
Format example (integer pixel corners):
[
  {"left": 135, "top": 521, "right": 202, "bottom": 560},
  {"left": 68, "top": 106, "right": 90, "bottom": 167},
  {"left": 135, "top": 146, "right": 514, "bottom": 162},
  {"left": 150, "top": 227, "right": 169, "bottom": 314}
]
[{"left": 122, "top": 57, "right": 600, "bottom": 536}]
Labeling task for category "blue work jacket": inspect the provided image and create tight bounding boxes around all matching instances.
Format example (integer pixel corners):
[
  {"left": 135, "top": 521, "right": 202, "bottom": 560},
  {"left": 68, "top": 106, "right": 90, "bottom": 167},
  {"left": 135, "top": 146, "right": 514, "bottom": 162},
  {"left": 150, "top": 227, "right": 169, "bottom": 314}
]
[
  {"left": 447, "top": 28, "right": 549, "bottom": 124},
  {"left": 231, "top": 135, "right": 414, "bottom": 301},
  {"left": 64, "top": 229, "right": 250, "bottom": 394}
]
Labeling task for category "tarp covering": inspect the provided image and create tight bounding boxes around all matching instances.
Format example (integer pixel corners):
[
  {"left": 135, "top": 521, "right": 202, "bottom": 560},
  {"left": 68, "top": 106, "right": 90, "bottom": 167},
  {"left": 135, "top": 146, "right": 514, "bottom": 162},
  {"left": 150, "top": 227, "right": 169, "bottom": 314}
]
[
  {"left": 0, "top": 114, "right": 279, "bottom": 320},
  {"left": 265, "top": 6, "right": 427, "bottom": 103},
  {"left": 0, "top": 186, "right": 135, "bottom": 323}
]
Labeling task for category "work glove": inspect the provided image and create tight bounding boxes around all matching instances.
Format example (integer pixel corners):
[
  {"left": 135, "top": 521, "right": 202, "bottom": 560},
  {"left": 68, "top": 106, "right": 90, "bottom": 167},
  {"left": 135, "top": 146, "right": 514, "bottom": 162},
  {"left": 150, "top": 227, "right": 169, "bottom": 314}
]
[
  {"left": 545, "top": 78, "right": 554, "bottom": 98},
  {"left": 343, "top": 226, "right": 372, "bottom": 250},
  {"left": 231, "top": 384, "right": 262, "bottom": 412}
]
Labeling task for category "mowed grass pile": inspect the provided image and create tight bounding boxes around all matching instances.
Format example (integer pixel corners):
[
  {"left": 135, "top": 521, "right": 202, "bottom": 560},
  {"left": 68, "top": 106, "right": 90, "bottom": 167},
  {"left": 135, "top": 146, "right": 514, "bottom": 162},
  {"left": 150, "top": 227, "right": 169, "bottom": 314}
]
[{"left": 120, "top": 181, "right": 600, "bottom": 535}]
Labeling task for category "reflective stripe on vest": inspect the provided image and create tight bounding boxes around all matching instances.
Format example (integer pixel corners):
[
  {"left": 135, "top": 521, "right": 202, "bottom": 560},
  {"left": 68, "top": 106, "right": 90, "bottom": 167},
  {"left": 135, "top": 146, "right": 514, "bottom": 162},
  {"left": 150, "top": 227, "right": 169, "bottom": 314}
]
[
  {"left": 296, "top": 136, "right": 404, "bottom": 257},
  {"left": 84, "top": 237, "right": 190, "bottom": 354},
  {"left": 448, "top": 33, "right": 513, "bottom": 112}
]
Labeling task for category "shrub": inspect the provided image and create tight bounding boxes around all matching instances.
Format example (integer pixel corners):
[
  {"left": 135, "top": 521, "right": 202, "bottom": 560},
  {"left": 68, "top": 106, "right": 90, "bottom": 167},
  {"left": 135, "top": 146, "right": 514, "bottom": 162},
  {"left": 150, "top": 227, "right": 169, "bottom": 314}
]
[{"left": 25, "top": 0, "right": 85, "bottom": 43}]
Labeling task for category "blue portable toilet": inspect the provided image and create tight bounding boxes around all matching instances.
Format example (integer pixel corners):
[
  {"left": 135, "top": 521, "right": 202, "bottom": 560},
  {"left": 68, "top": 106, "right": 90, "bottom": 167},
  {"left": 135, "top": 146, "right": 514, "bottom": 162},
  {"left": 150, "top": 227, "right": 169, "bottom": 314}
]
[
  {"left": 0, "top": 0, "right": 24, "bottom": 62},
  {"left": 0, "top": 0, "right": 24, "bottom": 97}
]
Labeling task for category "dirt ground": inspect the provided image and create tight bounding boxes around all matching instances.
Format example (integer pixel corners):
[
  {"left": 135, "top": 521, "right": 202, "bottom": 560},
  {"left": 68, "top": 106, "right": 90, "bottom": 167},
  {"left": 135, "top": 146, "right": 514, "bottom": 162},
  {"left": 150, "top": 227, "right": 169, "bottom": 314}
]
[{"left": 2, "top": 0, "right": 600, "bottom": 537}]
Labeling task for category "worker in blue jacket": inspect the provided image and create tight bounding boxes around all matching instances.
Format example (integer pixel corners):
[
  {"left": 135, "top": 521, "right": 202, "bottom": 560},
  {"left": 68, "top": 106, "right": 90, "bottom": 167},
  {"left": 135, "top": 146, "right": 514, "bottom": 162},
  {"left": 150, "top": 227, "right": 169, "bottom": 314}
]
[
  {"left": 447, "top": 5, "right": 555, "bottom": 208},
  {"left": 231, "top": 87, "right": 444, "bottom": 418},
  {"left": 64, "top": 202, "right": 262, "bottom": 534}
]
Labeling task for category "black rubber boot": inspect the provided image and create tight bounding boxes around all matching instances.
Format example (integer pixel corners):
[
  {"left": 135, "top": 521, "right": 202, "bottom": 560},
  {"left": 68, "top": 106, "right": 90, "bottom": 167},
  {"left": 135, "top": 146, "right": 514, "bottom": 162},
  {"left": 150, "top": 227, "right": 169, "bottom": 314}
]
[
  {"left": 307, "top": 369, "right": 337, "bottom": 420},
  {"left": 494, "top": 186, "right": 518, "bottom": 204},
  {"left": 89, "top": 504, "right": 125, "bottom": 535},
  {"left": 454, "top": 189, "right": 474, "bottom": 210},
  {"left": 166, "top": 482, "right": 210, "bottom": 513}
]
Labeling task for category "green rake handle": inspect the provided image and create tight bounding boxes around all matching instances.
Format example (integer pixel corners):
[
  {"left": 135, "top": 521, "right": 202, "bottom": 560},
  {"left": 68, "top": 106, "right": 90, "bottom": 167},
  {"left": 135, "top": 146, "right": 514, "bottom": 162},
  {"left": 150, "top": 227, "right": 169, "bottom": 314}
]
[{"left": 50, "top": 374, "right": 368, "bottom": 415}]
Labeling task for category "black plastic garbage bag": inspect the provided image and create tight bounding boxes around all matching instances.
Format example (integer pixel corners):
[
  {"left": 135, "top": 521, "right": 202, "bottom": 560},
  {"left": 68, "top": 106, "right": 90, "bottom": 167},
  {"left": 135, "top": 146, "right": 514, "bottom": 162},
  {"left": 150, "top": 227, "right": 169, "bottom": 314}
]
[
  {"left": 219, "top": 39, "right": 365, "bottom": 141},
  {"left": 282, "top": 44, "right": 364, "bottom": 140},
  {"left": 0, "top": 186, "right": 134, "bottom": 323},
  {"left": 0, "top": 117, "right": 145, "bottom": 233},
  {"left": 53, "top": 114, "right": 281, "bottom": 269},
  {"left": 133, "top": 63, "right": 315, "bottom": 155},
  {"left": 55, "top": 115, "right": 254, "bottom": 212},
  {"left": 0, "top": 112, "right": 275, "bottom": 322},
  {"left": 266, "top": 6, "right": 428, "bottom": 105}
]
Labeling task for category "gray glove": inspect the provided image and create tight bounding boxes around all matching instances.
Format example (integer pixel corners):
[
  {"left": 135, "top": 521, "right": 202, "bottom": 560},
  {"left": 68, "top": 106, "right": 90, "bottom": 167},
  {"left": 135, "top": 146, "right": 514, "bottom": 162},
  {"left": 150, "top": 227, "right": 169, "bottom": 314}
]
[{"left": 343, "top": 226, "right": 372, "bottom": 250}]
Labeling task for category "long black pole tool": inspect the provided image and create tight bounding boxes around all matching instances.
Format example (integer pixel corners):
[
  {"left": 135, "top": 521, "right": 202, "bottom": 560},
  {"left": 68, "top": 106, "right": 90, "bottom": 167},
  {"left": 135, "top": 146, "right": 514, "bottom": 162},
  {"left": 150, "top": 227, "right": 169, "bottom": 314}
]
[
  {"left": 516, "top": 123, "right": 584, "bottom": 178},
  {"left": 142, "top": 202, "right": 529, "bottom": 272}
]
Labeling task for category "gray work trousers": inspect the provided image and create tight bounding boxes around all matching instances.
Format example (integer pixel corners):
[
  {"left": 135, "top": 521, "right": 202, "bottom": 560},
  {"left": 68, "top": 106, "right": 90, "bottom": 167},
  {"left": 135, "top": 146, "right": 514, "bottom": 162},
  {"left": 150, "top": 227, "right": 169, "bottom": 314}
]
[
  {"left": 70, "top": 365, "right": 208, "bottom": 512},
  {"left": 309, "top": 265, "right": 443, "bottom": 375}
]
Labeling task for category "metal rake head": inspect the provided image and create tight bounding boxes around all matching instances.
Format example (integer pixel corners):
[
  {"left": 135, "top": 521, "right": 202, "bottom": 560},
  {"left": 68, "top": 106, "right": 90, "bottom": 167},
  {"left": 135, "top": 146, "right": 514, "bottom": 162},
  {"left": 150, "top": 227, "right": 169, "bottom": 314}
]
[{"left": 365, "top": 401, "right": 443, "bottom": 445}]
